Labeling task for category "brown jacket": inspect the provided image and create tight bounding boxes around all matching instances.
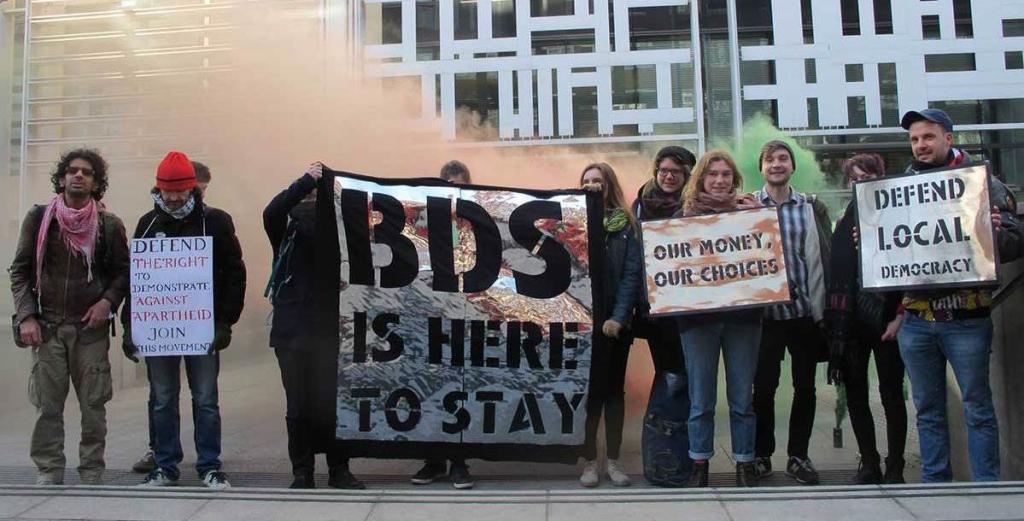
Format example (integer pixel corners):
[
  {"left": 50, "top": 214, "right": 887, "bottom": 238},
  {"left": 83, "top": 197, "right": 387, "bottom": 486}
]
[{"left": 9, "top": 204, "right": 130, "bottom": 325}]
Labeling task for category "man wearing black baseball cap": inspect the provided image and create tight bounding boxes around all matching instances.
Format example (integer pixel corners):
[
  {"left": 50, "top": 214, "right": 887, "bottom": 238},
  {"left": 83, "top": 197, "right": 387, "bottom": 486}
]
[{"left": 895, "top": 108, "right": 1021, "bottom": 482}]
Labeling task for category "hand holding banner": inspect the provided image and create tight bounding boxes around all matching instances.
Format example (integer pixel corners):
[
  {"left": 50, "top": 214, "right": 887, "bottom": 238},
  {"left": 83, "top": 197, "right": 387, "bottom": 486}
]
[
  {"left": 855, "top": 163, "right": 998, "bottom": 291},
  {"left": 129, "top": 237, "right": 215, "bottom": 356},
  {"left": 641, "top": 206, "right": 791, "bottom": 316}
]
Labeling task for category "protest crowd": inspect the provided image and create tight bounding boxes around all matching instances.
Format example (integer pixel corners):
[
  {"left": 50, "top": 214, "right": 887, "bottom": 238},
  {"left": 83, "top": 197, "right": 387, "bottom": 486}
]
[{"left": 9, "top": 108, "right": 1021, "bottom": 491}]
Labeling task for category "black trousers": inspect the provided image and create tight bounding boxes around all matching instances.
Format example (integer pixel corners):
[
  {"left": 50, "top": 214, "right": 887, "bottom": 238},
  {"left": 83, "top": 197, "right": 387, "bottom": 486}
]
[
  {"left": 647, "top": 317, "right": 684, "bottom": 373},
  {"left": 583, "top": 338, "right": 631, "bottom": 460},
  {"left": 842, "top": 339, "right": 907, "bottom": 465},
  {"left": 275, "top": 348, "right": 347, "bottom": 477},
  {"left": 753, "top": 317, "right": 820, "bottom": 459}
]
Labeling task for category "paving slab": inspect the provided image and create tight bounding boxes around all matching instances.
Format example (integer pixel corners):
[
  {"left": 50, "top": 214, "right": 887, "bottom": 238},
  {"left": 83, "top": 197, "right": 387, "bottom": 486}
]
[
  {"left": 893, "top": 493, "right": 1024, "bottom": 520},
  {"left": 723, "top": 497, "right": 915, "bottom": 521},
  {"left": 0, "top": 495, "right": 50, "bottom": 518},
  {"left": 366, "top": 502, "right": 547, "bottom": 521},
  {"left": 189, "top": 499, "right": 375, "bottom": 521},
  {"left": 549, "top": 500, "right": 731, "bottom": 521},
  {"left": 16, "top": 495, "right": 209, "bottom": 521}
]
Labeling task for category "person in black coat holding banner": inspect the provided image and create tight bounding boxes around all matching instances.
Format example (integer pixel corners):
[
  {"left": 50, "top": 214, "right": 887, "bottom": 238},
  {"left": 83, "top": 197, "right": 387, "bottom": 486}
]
[
  {"left": 122, "top": 151, "right": 245, "bottom": 489},
  {"left": 264, "top": 162, "right": 365, "bottom": 490},
  {"left": 409, "top": 159, "right": 477, "bottom": 490},
  {"left": 630, "top": 146, "right": 694, "bottom": 373},
  {"left": 578, "top": 162, "right": 644, "bottom": 488},
  {"left": 825, "top": 153, "right": 907, "bottom": 485}
]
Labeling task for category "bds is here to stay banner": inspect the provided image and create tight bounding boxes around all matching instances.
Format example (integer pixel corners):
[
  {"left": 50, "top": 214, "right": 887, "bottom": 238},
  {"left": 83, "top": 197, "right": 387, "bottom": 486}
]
[{"left": 317, "top": 170, "right": 604, "bottom": 462}]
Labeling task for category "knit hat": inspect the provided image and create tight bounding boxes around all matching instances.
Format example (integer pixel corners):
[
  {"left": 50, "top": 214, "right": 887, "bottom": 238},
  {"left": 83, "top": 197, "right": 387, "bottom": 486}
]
[
  {"left": 758, "top": 140, "right": 797, "bottom": 173},
  {"left": 156, "top": 151, "right": 196, "bottom": 191},
  {"left": 654, "top": 146, "right": 697, "bottom": 173}
]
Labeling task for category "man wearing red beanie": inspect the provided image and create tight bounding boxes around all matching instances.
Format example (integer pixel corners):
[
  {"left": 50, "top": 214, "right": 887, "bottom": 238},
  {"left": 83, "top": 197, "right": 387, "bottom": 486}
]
[{"left": 121, "top": 151, "right": 246, "bottom": 489}]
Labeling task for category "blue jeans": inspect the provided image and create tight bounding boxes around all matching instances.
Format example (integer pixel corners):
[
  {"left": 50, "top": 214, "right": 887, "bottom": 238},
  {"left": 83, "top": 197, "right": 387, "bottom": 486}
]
[
  {"left": 146, "top": 354, "right": 222, "bottom": 479},
  {"left": 898, "top": 313, "right": 999, "bottom": 482},
  {"left": 680, "top": 315, "right": 761, "bottom": 463}
]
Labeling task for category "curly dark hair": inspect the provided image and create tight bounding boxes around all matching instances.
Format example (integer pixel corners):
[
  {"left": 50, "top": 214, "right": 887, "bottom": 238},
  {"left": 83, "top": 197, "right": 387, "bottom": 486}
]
[
  {"left": 841, "top": 153, "right": 886, "bottom": 185},
  {"left": 50, "top": 148, "right": 109, "bottom": 201}
]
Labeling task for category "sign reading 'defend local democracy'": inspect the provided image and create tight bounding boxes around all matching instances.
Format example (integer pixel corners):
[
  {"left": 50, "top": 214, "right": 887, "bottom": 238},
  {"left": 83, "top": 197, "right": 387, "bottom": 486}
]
[
  {"left": 641, "top": 206, "right": 791, "bottom": 316},
  {"left": 329, "top": 171, "right": 599, "bottom": 455},
  {"left": 856, "top": 163, "right": 998, "bottom": 291},
  {"left": 129, "top": 237, "right": 215, "bottom": 356}
]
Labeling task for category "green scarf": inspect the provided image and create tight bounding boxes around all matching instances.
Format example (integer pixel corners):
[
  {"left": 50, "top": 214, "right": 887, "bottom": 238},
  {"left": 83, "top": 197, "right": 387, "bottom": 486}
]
[{"left": 604, "top": 208, "right": 629, "bottom": 232}]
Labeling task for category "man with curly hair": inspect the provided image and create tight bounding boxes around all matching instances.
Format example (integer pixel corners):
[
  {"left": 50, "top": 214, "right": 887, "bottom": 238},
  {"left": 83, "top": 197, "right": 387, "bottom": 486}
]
[{"left": 9, "top": 148, "right": 130, "bottom": 485}]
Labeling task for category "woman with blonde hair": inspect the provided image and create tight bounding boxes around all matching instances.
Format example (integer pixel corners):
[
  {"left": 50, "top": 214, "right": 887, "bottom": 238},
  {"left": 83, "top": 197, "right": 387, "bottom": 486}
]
[
  {"left": 577, "top": 162, "right": 643, "bottom": 488},
  {"left": 675, "top": 149, "right": 762, "bottom": 487}
]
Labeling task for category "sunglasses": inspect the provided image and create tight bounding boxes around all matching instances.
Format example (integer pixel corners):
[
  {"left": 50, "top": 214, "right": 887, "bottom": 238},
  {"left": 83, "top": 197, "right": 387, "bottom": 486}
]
[{"left": 67, "top": 166, "right": 95, "bottom": 176}]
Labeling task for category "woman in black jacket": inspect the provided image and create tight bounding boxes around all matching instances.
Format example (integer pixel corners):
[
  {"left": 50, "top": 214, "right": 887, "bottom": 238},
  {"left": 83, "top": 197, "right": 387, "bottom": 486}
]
[
  {"left": 630, "top": 146, "right": 695, "bottom": 372},
  {"left": 578, "top": 162, "right": 644, "bottom": 488},
  {"left": 264, "top": 162, "right": 365, "bottom": 489},
  {"left": 825, "top": 154, "right": 907, "bottom": 484}
]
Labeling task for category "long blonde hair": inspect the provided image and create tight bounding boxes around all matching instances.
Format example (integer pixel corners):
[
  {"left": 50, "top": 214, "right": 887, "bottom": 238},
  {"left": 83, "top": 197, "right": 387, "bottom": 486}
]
[
  {"left": 579, "top": 162, "right": 637, "bottom": 229},
  {"left": 683, "top": 149, "right": 744, "bottom": 213}
]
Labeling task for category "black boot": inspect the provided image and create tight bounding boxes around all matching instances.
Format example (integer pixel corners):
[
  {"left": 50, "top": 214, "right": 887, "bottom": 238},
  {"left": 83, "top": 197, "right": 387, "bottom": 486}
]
[
  {"left": 736, "top": 462, "right": 759, "bottom": 487},
  {"left": 883, "top": 456, "right": 905, "bottom": 484},
  {"left": 852, "top": 459, "right": 883, "bottom": 485},
  {"left": 289, "top": 473, "right": 315, "bottom": 489},
  {"left": 687, "top": 461, "right": 709, "bottom": 488},
  {"left": 329, "top": 466, "right": 366, "bottom": 490}
]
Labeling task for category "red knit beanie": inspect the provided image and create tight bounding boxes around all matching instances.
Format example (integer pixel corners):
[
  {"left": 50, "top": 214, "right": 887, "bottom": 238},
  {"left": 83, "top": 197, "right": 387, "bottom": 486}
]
[{"left": 156, "top": 151, "right": 197, "bottom": 191}]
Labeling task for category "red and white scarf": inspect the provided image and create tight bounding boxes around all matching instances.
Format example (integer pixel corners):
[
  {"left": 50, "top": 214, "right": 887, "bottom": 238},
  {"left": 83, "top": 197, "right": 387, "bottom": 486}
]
[{"left": 35, "top": 196, "right": 101, "bottom": 292}]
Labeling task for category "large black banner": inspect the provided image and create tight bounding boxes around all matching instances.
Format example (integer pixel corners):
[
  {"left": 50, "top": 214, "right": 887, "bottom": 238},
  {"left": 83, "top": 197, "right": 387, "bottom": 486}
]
[{"left": 311, "top": 169, "right": 605, "bottom": 462}]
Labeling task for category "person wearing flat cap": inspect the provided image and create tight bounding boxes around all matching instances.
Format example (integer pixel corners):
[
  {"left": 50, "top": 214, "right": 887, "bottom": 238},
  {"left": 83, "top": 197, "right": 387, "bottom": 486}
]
[
  {"left": 892, "top": 109, "right": 1021, "bottom": 482},
  {"left": 121, "top": 151, "right": 246, "bottom": 489}
]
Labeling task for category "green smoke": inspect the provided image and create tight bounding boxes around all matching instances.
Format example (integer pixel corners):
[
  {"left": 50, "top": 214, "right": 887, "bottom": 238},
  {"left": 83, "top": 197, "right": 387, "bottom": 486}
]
[{"left": 712, "top": 114, "right": 826, "bottom": 194}]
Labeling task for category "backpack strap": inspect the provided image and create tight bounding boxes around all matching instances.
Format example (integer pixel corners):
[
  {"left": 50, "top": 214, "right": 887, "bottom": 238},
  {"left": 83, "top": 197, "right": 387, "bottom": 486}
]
[{"left": 264, "top": 225, "right": 298, "bottom": 302}]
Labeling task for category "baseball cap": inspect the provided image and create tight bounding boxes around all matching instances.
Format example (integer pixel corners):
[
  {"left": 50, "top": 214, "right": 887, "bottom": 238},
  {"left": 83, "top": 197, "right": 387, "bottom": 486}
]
[{"left": 900, "top": 108, "right": 954, "bottom": 132}]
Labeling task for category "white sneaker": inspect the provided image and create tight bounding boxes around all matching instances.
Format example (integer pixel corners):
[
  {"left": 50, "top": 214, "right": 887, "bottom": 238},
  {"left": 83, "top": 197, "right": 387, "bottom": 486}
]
[
  {"left": 201, "top": 470, "right": 231, "bottom": 490},
  {"left": 140, "top": 469, "right": 177, "bottom": 487},
  {"left": 579, "top": 460, "right": 599, "bottom": 488},
  {"left": 606, "top": 459, "right": 631, "bottom": 487}
]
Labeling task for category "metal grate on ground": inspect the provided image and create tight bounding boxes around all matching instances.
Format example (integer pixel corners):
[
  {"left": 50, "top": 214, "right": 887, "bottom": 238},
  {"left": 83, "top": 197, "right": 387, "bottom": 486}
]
[{"left": 0, "top": 466, "right": 863, "bottom": 489}]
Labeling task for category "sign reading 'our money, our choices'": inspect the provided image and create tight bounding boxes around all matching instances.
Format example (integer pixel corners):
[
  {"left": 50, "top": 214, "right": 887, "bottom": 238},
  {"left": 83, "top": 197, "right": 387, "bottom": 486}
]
[
  {"left": 129, "top": 237, "right": 215, "bottom": 356},
  {"left": 330, "top": 171, "right": 598, "bottom": 451},
  {"left": 855, "top": 163, "right": 998, "bottom": 291},
  {"left": 641, "top": 206, "right": 792, "bottom": 316}
]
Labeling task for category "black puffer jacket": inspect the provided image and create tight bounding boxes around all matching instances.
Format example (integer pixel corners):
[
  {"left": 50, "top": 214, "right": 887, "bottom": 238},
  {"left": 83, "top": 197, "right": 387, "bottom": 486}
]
[
  {"left": 263, "top": 174, "right": 318, "bottom": 350},
  {"left": 121, "top": 196, "right": 246, "bottom": 328}
]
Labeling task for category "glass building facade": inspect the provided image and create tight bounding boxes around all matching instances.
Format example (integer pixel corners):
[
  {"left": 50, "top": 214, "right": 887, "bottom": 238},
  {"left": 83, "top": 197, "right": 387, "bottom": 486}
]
[
  {"left": 5, "top": 0, "right": 1024, "bottom": 218},
  {"left": 358, "top": 0, "right": 1024, "bottom": 187}
]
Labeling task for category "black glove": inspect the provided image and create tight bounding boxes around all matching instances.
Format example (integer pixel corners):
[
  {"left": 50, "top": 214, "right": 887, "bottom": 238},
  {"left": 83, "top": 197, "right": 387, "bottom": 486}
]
[
  {"left": 122, "top": 336, "right": 139, "bottom": 363},
  {"left": 826, "top": 338, "right": 845, "bottom": 385},
  {"left": 208, "top": 322, "right": 232, "bottom": 355}
]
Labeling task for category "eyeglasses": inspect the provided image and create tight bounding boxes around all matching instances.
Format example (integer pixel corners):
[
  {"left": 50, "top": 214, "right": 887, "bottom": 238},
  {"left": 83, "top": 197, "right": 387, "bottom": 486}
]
[
  {"left": 67, "top": 166, "right": 95, "bottom": 176},
  {"left": 657, "top": 167, "right": 687, "bottom": 177}
]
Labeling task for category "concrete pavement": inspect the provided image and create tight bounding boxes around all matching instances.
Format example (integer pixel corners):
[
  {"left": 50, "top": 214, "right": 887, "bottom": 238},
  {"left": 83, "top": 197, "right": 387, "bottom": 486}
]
[{"left": 3, "top": 482, "right": 1024, "bottom": 521}]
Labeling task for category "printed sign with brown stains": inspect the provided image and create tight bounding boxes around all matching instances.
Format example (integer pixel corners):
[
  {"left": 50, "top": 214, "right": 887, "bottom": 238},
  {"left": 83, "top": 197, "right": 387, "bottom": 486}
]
[
  {"left": 855, "top": 162, "right": 998, "bottom": 291},
  {"left": 641, "top": 206, "right": 792, "bottom": 316}
]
